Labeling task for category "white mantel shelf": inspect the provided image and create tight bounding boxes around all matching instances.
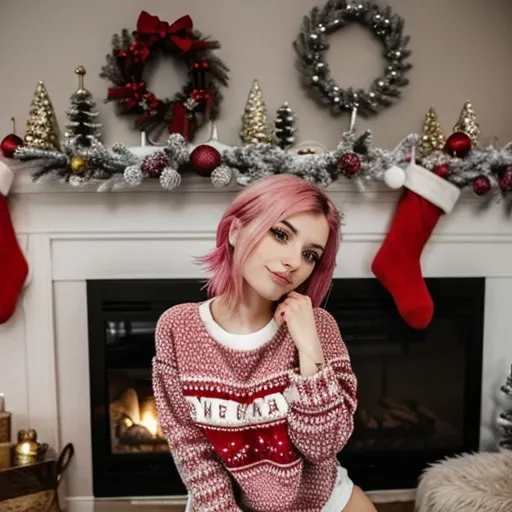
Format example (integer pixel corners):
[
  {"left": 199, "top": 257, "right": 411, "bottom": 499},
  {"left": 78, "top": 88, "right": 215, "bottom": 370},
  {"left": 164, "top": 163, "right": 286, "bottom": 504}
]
[
  {"left": 2, "top": 164, "right": 512, "bottom": 505},
  {"left": 10, "top": 164, "right": 399, "bottom": 195}
]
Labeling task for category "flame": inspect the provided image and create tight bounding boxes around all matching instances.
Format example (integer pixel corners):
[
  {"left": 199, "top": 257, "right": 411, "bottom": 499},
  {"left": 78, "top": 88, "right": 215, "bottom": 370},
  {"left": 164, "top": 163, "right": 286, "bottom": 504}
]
[{"left": 140, "top": 409, "right": 158, "bottom": 437}]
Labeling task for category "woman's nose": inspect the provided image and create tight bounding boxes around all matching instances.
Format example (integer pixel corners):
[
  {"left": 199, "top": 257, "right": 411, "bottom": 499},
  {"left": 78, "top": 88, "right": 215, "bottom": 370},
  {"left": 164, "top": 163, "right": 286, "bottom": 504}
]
[{"left": 282, "top": 249, "right": 302, "bottom": 270}]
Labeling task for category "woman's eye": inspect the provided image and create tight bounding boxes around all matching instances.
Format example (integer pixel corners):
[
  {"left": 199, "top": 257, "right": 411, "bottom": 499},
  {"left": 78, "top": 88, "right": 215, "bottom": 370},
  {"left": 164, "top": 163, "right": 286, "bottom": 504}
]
[
  {"left": 271, "top": 228, "right": 288, "bottom": 242},
  {"left": 303, "top": 252, "right": 319, "bottom": 263}
]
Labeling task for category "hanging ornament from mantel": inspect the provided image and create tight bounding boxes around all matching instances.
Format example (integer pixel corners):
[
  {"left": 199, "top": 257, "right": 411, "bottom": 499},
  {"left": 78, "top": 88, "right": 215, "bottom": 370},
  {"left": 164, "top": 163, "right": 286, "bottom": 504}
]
[
  {"left": 202, "top": 121, "right": 231, "bottom": 153},
  {"left": 1, "top": 117, "right": 23, "bottom": 158},
  {"left": 130, "top": 122, "right": 232, "bottom": 158},
  {"left": 190, "top": 144, "right": 222, "bottom": 177},
  {"left": 128, "top": 131, "right": 161, "bottom": 158},
  {"left": 188, "top": 122, "right": 234, "bottom": 186}
]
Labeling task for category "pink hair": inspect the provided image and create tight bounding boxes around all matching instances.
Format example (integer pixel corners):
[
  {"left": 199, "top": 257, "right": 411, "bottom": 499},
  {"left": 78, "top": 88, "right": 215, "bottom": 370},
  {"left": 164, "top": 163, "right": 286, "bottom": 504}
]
[{"left": 199, "top": 174, "right": 341, "bottom": 309}]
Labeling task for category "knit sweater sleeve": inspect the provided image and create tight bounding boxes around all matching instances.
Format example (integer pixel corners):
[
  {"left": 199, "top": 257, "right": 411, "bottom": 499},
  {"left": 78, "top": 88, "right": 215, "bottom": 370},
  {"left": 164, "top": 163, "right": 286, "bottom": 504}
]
[
  {"left": 152, "top": 308, "right": 242, "bottom": 512},
  {"left": 284, "top": 308, "right": 358, "bottom": 464}
]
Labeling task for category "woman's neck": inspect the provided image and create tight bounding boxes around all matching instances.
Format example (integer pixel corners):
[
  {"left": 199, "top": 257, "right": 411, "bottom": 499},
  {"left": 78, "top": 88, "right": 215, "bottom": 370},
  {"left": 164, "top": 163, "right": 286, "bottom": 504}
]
[{"left": 211, "top": 293, "right": 274, "bottom": 335}]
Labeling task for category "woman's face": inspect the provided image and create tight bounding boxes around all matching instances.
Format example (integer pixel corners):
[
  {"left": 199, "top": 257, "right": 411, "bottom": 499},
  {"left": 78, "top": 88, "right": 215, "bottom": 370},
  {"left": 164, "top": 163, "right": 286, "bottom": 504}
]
[{"left": 232, "top": 211, "right": 330, "bottom": 303}]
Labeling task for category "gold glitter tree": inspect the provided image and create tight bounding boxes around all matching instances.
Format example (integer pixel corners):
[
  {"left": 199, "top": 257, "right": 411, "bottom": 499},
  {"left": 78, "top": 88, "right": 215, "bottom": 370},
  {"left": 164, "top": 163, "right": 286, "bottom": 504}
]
[
  {"left": 453, "top": 100, "right": 480, "bottom": 146},
  {"left": 419, "top": 107, "right": 445, "bottom": 156},
  {"left": 240, "top": 79, "right": 275, "bottom": 144},
  {"left": 23, "top": 81, "right": 60, "bottom": 150}
]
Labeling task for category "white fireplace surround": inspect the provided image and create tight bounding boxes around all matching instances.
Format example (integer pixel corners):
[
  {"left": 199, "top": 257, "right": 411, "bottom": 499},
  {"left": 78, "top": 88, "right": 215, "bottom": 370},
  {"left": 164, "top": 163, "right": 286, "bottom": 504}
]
[{"left": 2, "top": 167, "right": 512, "bottom": 509}]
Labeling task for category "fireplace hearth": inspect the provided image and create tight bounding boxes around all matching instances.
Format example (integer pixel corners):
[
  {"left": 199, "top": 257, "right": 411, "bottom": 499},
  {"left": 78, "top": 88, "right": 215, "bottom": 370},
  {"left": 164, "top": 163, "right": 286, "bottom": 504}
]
[{"left": 87, "top": 277, "right": 484, "bottom": 497}]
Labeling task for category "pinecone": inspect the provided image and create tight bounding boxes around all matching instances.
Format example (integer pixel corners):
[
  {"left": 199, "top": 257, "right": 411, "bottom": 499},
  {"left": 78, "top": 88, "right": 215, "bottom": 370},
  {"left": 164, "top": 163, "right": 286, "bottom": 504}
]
[{"left": 275, "top": 102, "right": 296, "bottom": 150}]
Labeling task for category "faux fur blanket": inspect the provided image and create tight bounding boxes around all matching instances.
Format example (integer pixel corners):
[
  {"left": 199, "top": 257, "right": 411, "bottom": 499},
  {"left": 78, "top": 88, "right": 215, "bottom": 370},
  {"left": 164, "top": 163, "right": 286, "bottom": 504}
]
[{"left": 415, "top": 451, "right": 512, "bottom": 512}]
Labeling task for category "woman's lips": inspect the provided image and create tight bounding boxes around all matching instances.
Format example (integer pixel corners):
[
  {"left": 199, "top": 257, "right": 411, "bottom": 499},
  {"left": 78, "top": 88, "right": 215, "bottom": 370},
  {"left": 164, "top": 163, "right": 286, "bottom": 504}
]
[{"left": 267, "top": 268, "right": 291, "bottom": 286}]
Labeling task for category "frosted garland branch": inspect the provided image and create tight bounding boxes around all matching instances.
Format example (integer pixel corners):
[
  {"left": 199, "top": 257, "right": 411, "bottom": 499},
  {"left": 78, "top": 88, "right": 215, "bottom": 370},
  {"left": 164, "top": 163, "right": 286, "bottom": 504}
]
[{"left": 10, "top": 127, "right": 512, "bottom": 212}]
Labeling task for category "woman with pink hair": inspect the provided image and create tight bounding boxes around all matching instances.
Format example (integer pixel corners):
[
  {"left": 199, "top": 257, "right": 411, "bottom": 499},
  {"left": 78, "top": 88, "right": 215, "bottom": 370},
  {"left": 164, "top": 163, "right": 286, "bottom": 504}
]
[{"left": 152, "top": 174, "right": 376, "bottom": 511}]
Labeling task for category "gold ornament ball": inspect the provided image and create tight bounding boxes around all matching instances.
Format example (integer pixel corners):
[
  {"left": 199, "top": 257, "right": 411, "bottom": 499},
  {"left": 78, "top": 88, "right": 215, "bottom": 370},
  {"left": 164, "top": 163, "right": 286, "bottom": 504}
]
[{"left": 70, "top": 156, "right": 87, "bottom": 173}]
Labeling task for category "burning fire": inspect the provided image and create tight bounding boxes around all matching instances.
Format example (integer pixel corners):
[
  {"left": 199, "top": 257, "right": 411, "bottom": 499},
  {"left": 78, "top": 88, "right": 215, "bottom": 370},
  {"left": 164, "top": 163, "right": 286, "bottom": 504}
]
[
  {"left": 138, "top": 398, "right": 160, "bottom": 437},
  {"left": 114, "top": 389, "right": 162, "bottom": 440},
  {"left": 141, "top": 409, "right": 158, "bottom": 437}
]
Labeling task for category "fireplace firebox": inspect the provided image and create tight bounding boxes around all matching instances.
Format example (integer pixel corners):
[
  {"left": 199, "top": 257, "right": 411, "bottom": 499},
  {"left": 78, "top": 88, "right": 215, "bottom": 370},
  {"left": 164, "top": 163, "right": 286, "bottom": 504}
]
[{"left": 87, "top": 277, "right": 484, "bottom": 498}]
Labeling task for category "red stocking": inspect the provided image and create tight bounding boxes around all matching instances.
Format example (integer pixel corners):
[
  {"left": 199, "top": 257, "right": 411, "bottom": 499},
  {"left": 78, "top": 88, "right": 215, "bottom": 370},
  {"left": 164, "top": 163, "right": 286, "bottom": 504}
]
[
  {"left": 0, "top": 160, "right": 29, "bottom": 324},
  {"left": 371, "top": 162, "right": 461, "bottom": 329}
]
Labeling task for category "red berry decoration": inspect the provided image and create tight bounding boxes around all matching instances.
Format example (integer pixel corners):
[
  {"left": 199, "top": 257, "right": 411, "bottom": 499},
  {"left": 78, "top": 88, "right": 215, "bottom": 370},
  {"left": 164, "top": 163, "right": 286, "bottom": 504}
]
[
  {"left": 433, "top": 164, "right": 450, "bottom": 179},
  {"left": 444, "top": 132, "right": 472, "bottom": 158},
  {"left": 337, "top": 152, "right": 361, "bottom": 178},
  {"left": 141, "top": 152, "right": 168, "bottom": 177},
  {"left": 498, "top": 166, "right": 512, "bottom": 192},
  {"left": 472, "top": 176, "right": 491, "bottom": 196},
  {"left": 190, "top": 145, "right": 222, "bottom": 177}
]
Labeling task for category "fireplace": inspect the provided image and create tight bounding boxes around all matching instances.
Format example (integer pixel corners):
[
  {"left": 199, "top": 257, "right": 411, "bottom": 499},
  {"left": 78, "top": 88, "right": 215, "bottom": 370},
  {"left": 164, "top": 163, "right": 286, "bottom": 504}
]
[{"left": 86, "top": 277, "right": 484, "bottom": 498}]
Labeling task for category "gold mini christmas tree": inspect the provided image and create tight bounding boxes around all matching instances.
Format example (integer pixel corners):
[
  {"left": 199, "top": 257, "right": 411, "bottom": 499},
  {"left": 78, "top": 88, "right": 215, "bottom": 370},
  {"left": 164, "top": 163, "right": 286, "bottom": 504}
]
[
  {"left": 419, "top": 107, "right": 445, "bottom": 156},
  {"left": 240, "top": 79, "right": 275, "bottom": 144},
  {"left": 23, "top": 81, "right": 60, "bottom": 150},
  {"left": 453, "top": 100, "right": 480, "bottom": 146}
]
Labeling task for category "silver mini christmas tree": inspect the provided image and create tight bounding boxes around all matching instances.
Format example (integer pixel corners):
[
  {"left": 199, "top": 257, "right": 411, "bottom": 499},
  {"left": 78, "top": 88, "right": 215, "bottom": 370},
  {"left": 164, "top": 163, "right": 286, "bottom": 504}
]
[
  {"left": 498, "top": 364, "right": 512, "bottom": 452},
  {"left": 65, "top": 66, "right": 102, "bottom": 147}
]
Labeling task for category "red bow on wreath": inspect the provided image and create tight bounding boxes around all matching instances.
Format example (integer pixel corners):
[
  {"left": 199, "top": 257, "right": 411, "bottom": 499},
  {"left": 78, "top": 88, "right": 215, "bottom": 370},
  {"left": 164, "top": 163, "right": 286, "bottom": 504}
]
[{"left": 135, "top": 11, "right": 208, "bottom": 53}]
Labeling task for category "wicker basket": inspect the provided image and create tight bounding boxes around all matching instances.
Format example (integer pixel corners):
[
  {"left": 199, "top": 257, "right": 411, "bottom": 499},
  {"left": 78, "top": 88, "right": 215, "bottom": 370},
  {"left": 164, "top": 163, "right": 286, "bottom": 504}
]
[{"left": 0, "top": 443, "right": 74, "bottom": 512}]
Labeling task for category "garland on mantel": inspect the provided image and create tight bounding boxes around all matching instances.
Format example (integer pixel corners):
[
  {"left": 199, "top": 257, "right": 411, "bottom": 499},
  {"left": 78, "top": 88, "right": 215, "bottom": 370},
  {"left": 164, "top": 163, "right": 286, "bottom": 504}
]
[{"left": 5, "top": 101, "right": 512, "bottom": 213}]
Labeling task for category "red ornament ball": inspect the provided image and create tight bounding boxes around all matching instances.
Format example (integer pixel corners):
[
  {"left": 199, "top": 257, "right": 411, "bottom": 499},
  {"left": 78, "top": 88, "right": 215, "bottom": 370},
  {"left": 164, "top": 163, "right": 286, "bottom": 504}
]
[
  {"left": 433, "top": 164, "right": 451, "bottom": 179},
  {"left": 337, "top": 152, "right": 361, "bottom": 178},
  {"left": 190, "top": 144, "right": 222, "bottom": 177},
  {"left": 141, "top": 152, "right": 168, "bottom": 177},
  {"left": 444, "top": 132, "right": 472, "bottom": 158},
  {"left": 472, "top": 176, "right": 491, "bottom": 196},
  {"left": 0, "top": 133, "right": 23, "bottom": 158},
  {"left": 498, "top": 166, "right": 512, "bottom": 191}
]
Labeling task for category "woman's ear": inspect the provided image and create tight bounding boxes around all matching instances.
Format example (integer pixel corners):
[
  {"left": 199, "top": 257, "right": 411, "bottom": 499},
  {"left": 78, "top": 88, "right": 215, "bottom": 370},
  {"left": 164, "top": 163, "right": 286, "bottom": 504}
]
[{"left": 228, "top": 218, "right": 242, "bottom": 247}]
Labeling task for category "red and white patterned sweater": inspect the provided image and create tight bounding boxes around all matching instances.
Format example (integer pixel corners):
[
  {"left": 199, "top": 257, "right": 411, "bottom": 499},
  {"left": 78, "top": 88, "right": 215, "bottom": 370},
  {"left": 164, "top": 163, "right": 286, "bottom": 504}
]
[{"left": 152, "top": 302, "right": 358, "bottom": 512}]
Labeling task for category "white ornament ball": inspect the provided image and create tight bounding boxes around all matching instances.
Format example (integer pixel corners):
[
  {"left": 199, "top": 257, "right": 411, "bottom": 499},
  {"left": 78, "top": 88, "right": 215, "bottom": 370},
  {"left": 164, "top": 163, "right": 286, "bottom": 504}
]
[
  {"left": 160, "top": 167, "right": 181, "bottom": 190},
  {"left": 211, "top": 165, "right": 234, "bottom": 188},
  {"left": 123, "top": 165, "right": 144, "bottom": 186},
  {"left": 383, "top": 165, "right": 406, "bottom": 189}
]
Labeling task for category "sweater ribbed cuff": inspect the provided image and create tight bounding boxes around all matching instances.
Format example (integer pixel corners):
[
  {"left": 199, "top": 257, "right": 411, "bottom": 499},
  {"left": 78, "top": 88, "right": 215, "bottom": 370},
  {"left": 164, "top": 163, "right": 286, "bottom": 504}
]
[
  {"left": 285, "top": 365, "right": 341, "bottom": 410},
  {"left": 0, "top": 160, "right": 14, "bottom": 197}
]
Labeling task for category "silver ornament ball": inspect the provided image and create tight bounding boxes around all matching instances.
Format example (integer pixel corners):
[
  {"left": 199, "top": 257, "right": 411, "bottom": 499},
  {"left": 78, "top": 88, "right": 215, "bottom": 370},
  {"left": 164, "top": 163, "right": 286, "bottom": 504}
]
[{"left": 123, "top": 165, "right": 144, "bottom": 186}]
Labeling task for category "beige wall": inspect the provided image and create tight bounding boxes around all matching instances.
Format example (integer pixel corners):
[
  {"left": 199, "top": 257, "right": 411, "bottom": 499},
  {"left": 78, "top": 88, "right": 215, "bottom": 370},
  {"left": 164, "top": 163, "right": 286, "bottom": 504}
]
[{"left": 1, "top": 0, "right": 511, "bottom": 151}]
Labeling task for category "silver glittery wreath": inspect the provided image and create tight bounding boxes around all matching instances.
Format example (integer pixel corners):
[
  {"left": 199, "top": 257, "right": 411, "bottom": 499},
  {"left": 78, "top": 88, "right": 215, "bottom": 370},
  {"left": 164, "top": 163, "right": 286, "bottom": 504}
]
[{"left": 293, "top": 0, "right": 412, "bottom": 118}]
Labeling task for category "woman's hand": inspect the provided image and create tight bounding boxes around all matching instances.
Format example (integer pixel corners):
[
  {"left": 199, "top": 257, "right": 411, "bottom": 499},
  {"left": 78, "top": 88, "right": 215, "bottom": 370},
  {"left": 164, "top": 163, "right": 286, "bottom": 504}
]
[{"left": 275, "top": 291, "right": 324, "bottom": 375}]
